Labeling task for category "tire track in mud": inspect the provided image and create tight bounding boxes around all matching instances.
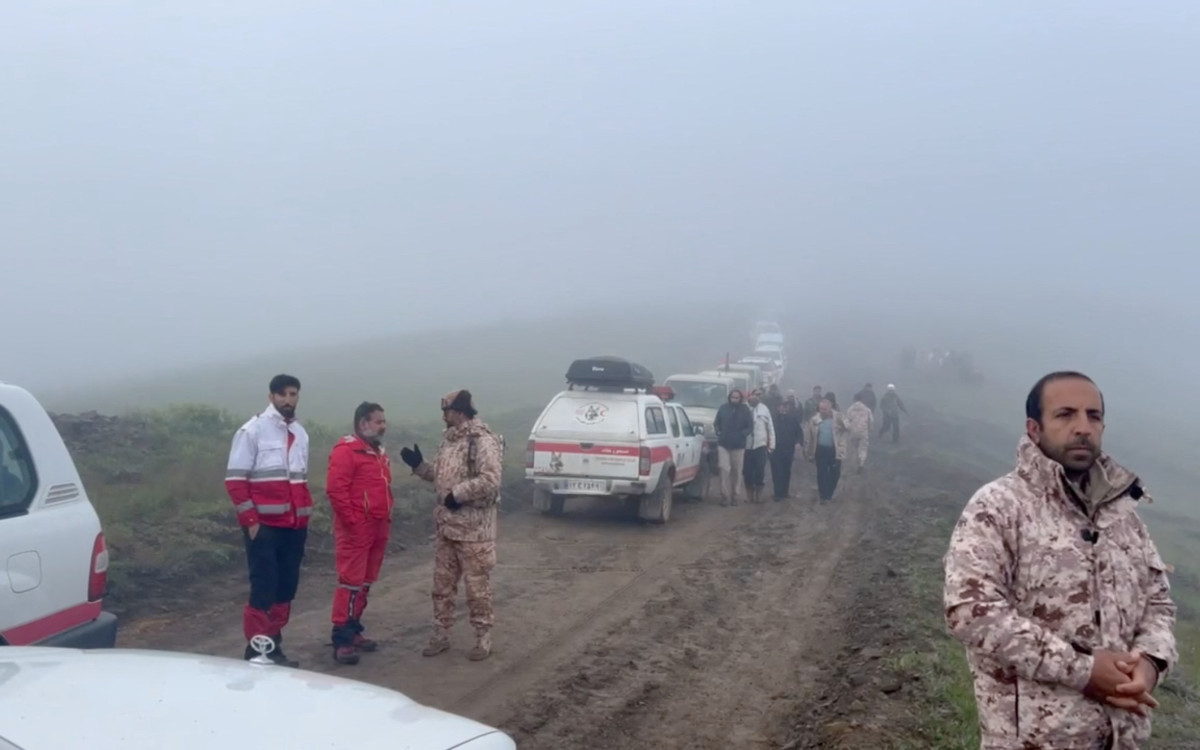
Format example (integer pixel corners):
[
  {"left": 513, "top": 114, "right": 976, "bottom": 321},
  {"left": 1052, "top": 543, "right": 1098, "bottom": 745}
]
[{"left": 495, "top": 479, "right": 872, "bottom": 749}]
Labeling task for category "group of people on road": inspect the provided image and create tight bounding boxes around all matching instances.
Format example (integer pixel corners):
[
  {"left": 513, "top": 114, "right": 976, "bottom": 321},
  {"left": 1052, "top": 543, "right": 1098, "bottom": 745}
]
[
  {"left": 223, "top": 374, "right": 504, "bottom": 669},
  {"left": 711, "top": 380, "right": 910, "bottom": 505}
]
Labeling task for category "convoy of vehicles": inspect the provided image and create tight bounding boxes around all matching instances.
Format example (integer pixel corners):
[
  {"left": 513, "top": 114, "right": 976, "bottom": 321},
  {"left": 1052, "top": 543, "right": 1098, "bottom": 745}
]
[
  {"left": 0, "top": 381, "right": 116, "bottom": 649},
  {"left": 526, "top": 322, "right": 788, "bottom": 523},
  {"left": 525, "top": 357, "right": 705, "bottom": 523}
]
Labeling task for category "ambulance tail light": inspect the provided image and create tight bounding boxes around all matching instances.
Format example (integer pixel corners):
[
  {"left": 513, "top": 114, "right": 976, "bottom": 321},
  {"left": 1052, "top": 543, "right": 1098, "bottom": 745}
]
[
  {"left": 639, "top": 446, "right": 652, "bottom": 476},
  {"left": 525, "top": 440, "right": 536, "bottom": 469},
  {"left": 88, "top": 532, "right": 109, "bottom": 602}
]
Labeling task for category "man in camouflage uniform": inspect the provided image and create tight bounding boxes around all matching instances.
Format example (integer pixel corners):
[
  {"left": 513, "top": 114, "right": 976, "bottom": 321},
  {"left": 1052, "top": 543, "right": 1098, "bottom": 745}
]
[
  {"left": 844, "top": 394, "right": 873, "bottom": 473},
  {"left": 400, "top": 389, "right": 503, "bottom": 662},
  {"left": 943, "top": 371, "right": 1176, "bottom": 749}
]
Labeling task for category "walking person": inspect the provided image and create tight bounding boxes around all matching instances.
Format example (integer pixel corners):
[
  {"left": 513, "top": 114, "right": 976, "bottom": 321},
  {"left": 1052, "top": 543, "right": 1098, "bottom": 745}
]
[
  {"left": 803, "top": 398, "right": 850, "bottom": 503},
  {"left": 326, "top": 402, "right": 394, "bottom": 665},
  {"left": 804, "top": 385, "right": 823, "bottom": 421},
  {"left": 401, "top": 390, "right": 503, "bottom": 661},
  {"left": 943, "top": 371, "right": 1176, "bottom": 748},
  {"left": 878, "top": 383, "right": 908, "bottom": 443},
  {"left": 742, "top": 388, "right": 775, "bottom": 503},
  {"left": 855, "top": 383, "right": 877, "bottom": 413},
  {"left": 223, "top": 374, "right": 312, "bottom": 667},
  {"left": 713, "top": 389, "right": 753, "bottom": 506},
  {"left": 845, "top": 394, "right": 874, "bottom": 473},
  {"left": 770, "top": 397, "right": 802, "bottom": 500}
]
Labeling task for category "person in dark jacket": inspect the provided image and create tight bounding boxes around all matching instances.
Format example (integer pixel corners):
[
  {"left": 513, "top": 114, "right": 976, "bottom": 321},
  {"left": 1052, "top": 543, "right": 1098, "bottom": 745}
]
[
  {"left": 855, "top": 383, "right": 877, "bottom": 412},
  {"left": 713, "top": 389, "right": 753, "bottom": 506},
  {"left": 770, "top": 398, "right": 802, "bottom": 500}
]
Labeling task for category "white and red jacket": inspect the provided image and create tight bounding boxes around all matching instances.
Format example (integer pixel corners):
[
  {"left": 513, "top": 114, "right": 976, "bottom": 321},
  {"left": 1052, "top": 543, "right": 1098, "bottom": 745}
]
[{"left": 224, "top": 404, "right": 313, "bottom": 529}]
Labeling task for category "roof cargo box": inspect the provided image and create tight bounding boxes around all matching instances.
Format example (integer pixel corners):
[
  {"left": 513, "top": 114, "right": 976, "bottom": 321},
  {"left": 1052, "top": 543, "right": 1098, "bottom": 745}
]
[{"left": 566, "top": 356, "right": 655, "bottom": 390}]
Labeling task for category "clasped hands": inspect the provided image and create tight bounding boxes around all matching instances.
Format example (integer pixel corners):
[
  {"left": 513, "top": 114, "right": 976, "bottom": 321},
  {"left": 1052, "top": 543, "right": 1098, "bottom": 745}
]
[{"left": 1085, "top": 649, "right": 1161, "bottom": 717}]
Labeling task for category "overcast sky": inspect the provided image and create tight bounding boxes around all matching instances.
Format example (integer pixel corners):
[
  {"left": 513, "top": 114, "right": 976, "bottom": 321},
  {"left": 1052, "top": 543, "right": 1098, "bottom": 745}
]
[{"left": 3, "top": 0, "right": 1198, "bottom": 392}]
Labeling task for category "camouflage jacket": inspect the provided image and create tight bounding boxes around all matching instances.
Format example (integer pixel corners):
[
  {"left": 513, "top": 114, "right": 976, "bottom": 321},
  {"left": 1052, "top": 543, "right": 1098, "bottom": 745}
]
[
  {"left": 415, "top": 419, "right": 503, "bottom": 543},
  {"left": 943, "top": 435, "right": 1177, "bottom": 749},
  {"left": 802, "top": 412, "right": 849, "bottom": 461},
  {"left": 845, "top": 402, "right": 873, "bottom": 436}
]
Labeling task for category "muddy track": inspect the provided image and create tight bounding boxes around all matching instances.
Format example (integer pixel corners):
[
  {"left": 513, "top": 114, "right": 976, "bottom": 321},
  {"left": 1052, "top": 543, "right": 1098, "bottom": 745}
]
[{"left": 122, "top": 437, "right": 940, "bottom": 748}]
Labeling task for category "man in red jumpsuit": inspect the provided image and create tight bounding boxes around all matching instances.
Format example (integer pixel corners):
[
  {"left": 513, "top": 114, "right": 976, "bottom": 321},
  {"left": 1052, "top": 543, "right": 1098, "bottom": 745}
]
[{"left": 326, "top": 401, "right": 394, "bottom": 665}]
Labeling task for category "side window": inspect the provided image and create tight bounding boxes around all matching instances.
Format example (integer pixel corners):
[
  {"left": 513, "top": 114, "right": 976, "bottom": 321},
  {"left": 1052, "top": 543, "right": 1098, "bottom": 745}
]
[
  {"left": 666, "top": 407, "right": 681, "bottom": 438},
  {"left": 0, "top": 408, "right": 38, "bottom": 519},
  {"left": 677, "top": 408, "right": 695, "bottom": 437},
  {"left": 644, "top": 407, "right": 667, "bottom": 436}
]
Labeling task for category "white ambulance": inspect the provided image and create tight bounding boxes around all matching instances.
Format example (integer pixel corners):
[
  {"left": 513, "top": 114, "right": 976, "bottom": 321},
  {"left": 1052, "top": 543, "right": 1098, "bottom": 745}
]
[
  {"left": 525, "top": 357, "right": 704, "bottom": 523},
  {"left": 0, "top": 381, "right": 116, "bottom": 648}
]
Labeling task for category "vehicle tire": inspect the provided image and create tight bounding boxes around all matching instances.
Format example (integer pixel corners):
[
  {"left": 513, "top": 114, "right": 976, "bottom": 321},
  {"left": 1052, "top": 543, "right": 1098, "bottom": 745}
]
[
  {"left": 684, "top": 462, "right": 707, "bottom": 502},
  {"left": 640, "top": 470, "right": 673, "bottom": 524},
  {"left": 549, "top": 495, "right": 565, "bottom": 516}
]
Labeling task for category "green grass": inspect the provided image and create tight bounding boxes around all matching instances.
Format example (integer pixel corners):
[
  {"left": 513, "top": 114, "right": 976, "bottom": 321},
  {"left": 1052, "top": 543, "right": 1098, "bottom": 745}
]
[{"left": 884, "top": 505, "right": 982, "bottom": 750}]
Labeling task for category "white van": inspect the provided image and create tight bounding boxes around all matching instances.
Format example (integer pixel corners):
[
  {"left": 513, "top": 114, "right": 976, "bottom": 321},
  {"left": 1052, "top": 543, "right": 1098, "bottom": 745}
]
[
  {"left": 525, "top": 358, "right": 704, "bottom": 523},
  {"left": 0, "top": 382, "right": 116, "bottom": 648}
]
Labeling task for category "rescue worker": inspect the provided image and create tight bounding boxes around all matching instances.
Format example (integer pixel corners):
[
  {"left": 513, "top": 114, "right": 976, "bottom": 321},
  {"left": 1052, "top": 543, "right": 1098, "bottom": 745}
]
[
  {"left": 326, "top": 402, "right": 394, "bottom": 665},
  {"left": 742, "top": 388, "right": 775, "bottom": 504},
  {"left": 803, "top": 398, "right": 849, "bottom": 503},
  {"left": 845, "top": 394, "right": 873, "bottom": 473},
  {"left": 224, "top": 374, "right": 312, "bottom": 667},
  {"left": 878, "top": 383, "right": 908, "bottom": 443},
  {"left": 769, "top": 397, "right": 801, "bottom": 500},
  {"left": 943, "top": 371, "right": 1177, "bottom": 749},
  {"left": 400, "top": 389, "right": 503, "bottom": 662},
  {"left": 713, "top": 389, "right": 753, "bottom": 506}
]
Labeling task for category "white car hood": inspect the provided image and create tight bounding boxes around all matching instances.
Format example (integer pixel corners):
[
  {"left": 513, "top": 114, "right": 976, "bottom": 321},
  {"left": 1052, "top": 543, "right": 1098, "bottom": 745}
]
[
  {"left": 681, "top": 406, "right": 718, "bottom": 425},
  {"left": 0, "top": 647, "right": 512, "bottom": 750}
]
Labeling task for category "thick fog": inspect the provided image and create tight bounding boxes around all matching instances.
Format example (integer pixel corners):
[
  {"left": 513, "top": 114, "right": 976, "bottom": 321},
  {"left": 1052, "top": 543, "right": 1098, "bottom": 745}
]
[{"left": 4, "top": 0, "right": 1199, "bottom": 426}]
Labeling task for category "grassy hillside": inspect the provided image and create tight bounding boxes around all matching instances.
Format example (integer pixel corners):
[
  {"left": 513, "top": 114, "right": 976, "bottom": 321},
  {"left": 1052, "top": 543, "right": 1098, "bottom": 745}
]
[{"left": 41, "top": 306, "right": 764, "bottom": 426}]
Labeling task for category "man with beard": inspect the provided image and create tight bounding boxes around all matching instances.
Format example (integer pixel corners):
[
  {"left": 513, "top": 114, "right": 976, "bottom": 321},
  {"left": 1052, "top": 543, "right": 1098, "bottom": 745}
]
[
  {"left": 944, "top": 372, "right": 1177, "bottom": 749},
  {"left": 402, "top": 390, "right": 503, "bottom": 662},
  {"left": 326, "top": 402, "right": 394, "bottom": 665},
  {"left": 224, "top": 374, "right": 312, "bottom": 667}
]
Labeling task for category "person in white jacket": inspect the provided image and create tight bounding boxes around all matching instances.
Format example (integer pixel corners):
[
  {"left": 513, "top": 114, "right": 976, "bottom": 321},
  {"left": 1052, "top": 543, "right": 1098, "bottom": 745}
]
[{"left": 741, "top": 388, "right": 776, "bottom": 503}]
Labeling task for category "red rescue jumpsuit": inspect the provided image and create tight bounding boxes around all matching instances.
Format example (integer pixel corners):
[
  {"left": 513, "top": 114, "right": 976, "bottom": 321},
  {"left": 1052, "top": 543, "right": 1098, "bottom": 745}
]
[{"left": 326, "top": 434, "right": 394, "bottom": 649}]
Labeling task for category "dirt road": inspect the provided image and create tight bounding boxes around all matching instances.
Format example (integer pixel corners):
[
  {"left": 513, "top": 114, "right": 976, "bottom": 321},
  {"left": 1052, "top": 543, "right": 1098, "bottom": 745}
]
[{"left": 122, "top": 428, "right": 963, "bottom": 749}]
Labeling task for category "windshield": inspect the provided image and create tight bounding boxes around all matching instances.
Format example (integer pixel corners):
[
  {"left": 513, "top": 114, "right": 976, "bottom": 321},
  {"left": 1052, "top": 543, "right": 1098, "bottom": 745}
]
[{"left": 667, "top": 380, "right": 728, "bottom": 409}]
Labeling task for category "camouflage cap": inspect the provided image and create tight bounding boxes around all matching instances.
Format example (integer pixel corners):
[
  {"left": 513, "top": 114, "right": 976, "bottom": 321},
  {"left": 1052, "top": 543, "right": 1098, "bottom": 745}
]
[{"left": 441, "top": 389, "right": 477, "bottom": 417}]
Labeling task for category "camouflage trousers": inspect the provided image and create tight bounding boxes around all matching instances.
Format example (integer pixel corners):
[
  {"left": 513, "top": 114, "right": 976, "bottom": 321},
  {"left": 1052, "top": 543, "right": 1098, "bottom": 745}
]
[
  {"left": 848, "top": 431, "right": 869, "bottom": 468},
  {"left": 432, "top": 537, "right": 496, "bottom": 633}
]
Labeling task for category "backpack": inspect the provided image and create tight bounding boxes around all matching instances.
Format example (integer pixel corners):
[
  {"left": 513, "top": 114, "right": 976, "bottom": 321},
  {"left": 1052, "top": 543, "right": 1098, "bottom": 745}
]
[{"left": 467, "top": 430, "right": 506, "bottom": 506}]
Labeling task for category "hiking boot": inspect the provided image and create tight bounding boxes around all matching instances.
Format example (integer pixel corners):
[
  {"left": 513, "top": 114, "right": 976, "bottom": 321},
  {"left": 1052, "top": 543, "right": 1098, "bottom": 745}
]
[
  {"left": 468, "top": 631, "right": 492, "bottom": 662},
  {"left": 353, "top": 633, "right": 378, "bottom": 652},
  {"left": 422, "top": 631, "right": 450, "bottom": 657},
  {"left": 334, "top": 645, "right": 360, "bottom": 665}
]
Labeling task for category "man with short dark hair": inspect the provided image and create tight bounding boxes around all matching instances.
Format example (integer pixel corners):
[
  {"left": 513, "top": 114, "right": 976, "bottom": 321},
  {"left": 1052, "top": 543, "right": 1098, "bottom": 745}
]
[
  {"left": 401, "top": 389, "right": 503, "bottom": 662},
  {"left": 944, "top": 371, "right": 1177, "bottom": 748},
  {"left": 804, "top": 385, "right": 823, "bottom": 421},
  {"left": 224, "top": 374, "right": 311, "bottom": 667},
  {"left": 326, "top": 402, "right": 394, "bottom": 665}
]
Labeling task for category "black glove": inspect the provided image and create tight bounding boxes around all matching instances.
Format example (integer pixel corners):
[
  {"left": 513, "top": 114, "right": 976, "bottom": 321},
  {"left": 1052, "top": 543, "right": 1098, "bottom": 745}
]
[
  {"left": 443, "top": 492, "right": 462, "bottom": 511},
  {"left": 400, "top": 444, "right": 423, "bottom": 469}
]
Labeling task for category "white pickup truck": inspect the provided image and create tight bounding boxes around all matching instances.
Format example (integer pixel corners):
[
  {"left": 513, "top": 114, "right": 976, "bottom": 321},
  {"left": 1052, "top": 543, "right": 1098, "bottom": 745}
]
[{"left": 525, "top": 357, "right": 704, "bottom": 523}]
